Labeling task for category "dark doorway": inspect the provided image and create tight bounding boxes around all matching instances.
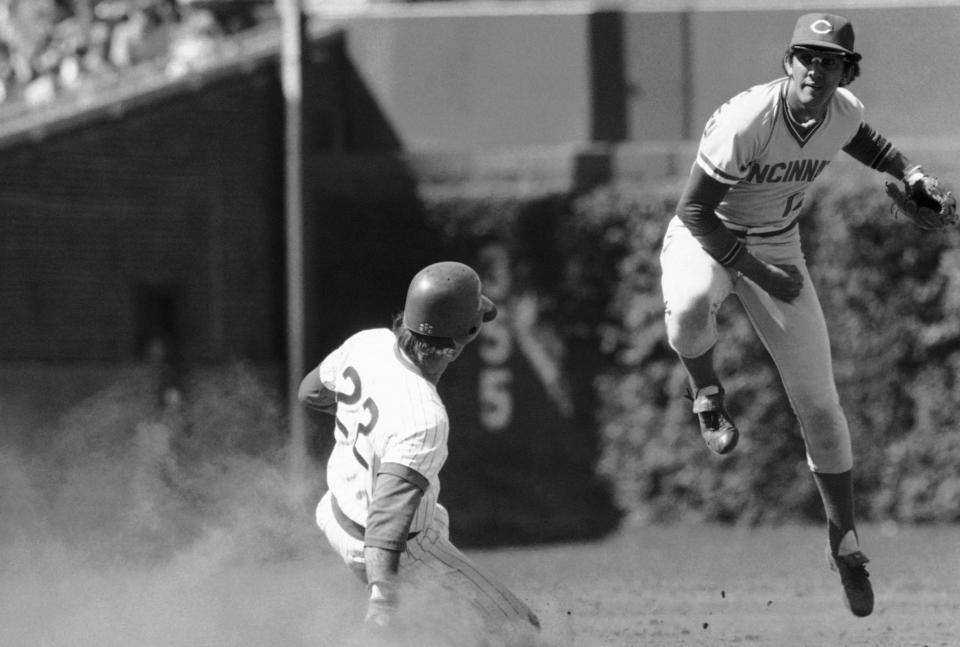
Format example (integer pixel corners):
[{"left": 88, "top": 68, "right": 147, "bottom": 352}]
[{"left": 133, "top": 284, "right": 182, "bottom": 361}]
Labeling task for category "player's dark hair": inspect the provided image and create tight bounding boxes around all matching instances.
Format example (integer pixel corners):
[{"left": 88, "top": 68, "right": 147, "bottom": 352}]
[
  {"left": 781, "top": 47, "right": 861, "bottom": 86},
  {"left": 391, "top": 313, "right": 455, "bottom": 364}
]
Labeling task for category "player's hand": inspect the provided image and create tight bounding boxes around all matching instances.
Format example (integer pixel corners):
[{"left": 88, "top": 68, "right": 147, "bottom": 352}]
[
  {"left": 757, "top": 263, "right": 803, "bottom": 302},
  {"left": 362, "top": 605, "right": 398, "bottom": 646},
  {"left": 363, "top": 581, "right": 399, "bottom": 637},
  {"left": 731, "top": 253, "right": 804, "bottom": 302}
]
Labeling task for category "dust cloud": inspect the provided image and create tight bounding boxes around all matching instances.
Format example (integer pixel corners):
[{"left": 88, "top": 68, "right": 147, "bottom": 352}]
[
  {"left": 0, "top": 362, "right": 571, "bottom": 647},
  {"left": 0, "top": 362, "right": 359, "bottom": 647}
]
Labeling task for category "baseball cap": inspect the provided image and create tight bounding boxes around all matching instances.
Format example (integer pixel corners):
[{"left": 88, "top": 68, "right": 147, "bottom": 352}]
[{"left": 789, "top": 13, "right": 860, "bottom": 59}]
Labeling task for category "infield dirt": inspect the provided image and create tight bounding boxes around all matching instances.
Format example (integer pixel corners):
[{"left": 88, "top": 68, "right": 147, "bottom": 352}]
[{"left": 2, "top": 519, "right": 957, "bottom": 647}]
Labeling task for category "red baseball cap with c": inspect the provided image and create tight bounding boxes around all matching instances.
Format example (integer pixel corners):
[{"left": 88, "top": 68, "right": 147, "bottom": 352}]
[{"left": 790, "top": 13, "right": 860, "bottom": 60}]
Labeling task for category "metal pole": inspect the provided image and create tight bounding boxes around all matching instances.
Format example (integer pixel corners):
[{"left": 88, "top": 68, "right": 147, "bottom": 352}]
[{"left": 279, "top": 0, "right": 307, "bottom": 483}]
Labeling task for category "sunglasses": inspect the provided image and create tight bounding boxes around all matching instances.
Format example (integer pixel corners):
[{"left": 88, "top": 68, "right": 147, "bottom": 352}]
[{"left": 791, "top": 47, "right": 849, "bottom": 71}]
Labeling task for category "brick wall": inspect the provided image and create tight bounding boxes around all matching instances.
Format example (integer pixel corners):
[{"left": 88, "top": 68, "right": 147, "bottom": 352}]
[{"left": 0, "top": 65, "right": 285, "bottom": 361}]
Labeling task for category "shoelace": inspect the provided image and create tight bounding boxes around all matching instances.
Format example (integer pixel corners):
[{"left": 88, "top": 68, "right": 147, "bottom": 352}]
[
  {"left": 699, "top": 410, "right": 722, "bottom": 430},
  {"left": 838, "top": 561, "right": 870, "bottom": 586}
]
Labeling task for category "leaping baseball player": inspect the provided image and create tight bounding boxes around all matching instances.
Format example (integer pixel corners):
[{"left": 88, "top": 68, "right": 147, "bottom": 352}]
[
  {"left": 300, "top": 261, "right": 540, "bottom": 643},
  {"left": 659, "top": 13, "right": 956, "bottom": 618}
]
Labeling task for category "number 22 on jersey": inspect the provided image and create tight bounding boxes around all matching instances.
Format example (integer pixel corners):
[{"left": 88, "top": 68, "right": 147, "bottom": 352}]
[{"left": 335, "top": 366, "right": 380, "bottom": 466}]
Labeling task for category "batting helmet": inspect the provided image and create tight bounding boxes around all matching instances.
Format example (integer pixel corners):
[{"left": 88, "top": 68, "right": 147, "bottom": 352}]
[{"left": 403, "top": 262, "right": 497, "bottom": 341}]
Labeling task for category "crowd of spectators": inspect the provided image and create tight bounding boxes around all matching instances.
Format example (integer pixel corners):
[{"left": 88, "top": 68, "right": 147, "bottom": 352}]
[{"left": 0, "top": 0, "right": 266, "bottom": 108}]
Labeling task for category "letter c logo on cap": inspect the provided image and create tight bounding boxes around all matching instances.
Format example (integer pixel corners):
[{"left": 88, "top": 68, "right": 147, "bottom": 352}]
[{"left": 811, "top": 19, "right": 833, "bottom": 34}]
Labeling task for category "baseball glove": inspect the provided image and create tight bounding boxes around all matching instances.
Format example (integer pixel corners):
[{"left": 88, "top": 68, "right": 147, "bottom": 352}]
[{"left": 885, "top": 173, "right": 958, "bottom": 230}]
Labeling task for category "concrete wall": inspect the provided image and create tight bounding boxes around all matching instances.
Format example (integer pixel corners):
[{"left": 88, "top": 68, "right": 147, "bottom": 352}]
[
  {"left": 314, "top": 1, "right": 960, "bottom": 157},
  {"left": 331, "top": 8, "right": 594, "bottom": 150}
]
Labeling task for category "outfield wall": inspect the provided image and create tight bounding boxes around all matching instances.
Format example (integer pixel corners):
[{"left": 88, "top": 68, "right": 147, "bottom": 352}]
[{"left": 313, "top": 0, "right": 960, "bottom": 180}]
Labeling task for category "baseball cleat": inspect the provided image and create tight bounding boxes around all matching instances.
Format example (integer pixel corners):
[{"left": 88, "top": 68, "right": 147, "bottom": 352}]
[
  {"left": 827, "top": 544, "right": 874, "bottom": 618},
  {"left": 691, "top": 385, "right": 739, "bottom": 455}
]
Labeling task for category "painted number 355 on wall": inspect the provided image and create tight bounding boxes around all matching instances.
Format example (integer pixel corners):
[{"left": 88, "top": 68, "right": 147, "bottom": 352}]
[{"left": 477, "top": 244, "right": 512, "bottom": 433}]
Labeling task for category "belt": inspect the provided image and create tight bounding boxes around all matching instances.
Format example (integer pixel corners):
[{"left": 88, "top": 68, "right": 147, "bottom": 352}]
[
  {"left": 330, "top": 494, "right": 419, "bottom": 542},
  {"left": 727, "top": 218, "right": 799, "bottom": 239}
]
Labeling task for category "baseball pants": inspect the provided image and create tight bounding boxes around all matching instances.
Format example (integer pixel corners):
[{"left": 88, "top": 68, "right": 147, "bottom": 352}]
[
  {"left": 659, "top": 215, "right": 853, "bottom": 473},
  {"left": 315, "top": 490, "right": 538, "bottom": 628}
]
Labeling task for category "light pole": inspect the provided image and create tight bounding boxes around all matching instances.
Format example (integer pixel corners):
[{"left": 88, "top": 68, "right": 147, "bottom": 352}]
[{"left": 279, "top": 0, "right": 307, "bottom": 483}]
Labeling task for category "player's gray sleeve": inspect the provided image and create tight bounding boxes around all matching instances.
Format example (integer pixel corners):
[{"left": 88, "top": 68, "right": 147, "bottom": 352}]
[
  {"left": 297, "top": 369, "right": 337, "bottom": 414},
  {"left": 676, "top": 165, "right": 745, "bottom": 266},
  {"left": 365, "top": 465, "right": 426, "bottom": 552},
  {"left": 842, "top": 122, "right": 904, "bottom": 174}
]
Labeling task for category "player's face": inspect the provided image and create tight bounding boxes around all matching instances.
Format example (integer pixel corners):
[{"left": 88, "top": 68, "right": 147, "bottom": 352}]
[{"left": 786, "top": 47, "right": 848, "bottom": 114}]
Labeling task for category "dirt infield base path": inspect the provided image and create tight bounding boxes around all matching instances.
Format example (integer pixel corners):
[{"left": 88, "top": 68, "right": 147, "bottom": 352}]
[
  {"left": 495, "top": 521, "right": 960, "bottom": 646},
  {"left": 2, "top": 521, "right": 957, "bottom": 646}
]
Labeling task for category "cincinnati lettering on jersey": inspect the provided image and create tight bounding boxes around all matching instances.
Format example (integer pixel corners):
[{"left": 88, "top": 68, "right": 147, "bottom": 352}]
[{"left": 744, "top": 159, "right": 830, "bottom": 184}]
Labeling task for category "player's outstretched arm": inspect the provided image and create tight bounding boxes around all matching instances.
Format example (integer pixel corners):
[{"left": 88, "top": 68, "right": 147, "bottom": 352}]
[
  {"left": 842, "top": 122, "right": 916, "bottom": 180},
  {"left": 842, "top": 122, "right": 958, "bottom": 230}
]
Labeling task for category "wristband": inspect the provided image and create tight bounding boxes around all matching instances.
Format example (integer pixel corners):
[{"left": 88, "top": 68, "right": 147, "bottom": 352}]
[
  {"left": 368, "top": 581, "right": 399, "bottom": 609},
  {"left": 903, "top": 165, "right": 924, "bottom": 185}
]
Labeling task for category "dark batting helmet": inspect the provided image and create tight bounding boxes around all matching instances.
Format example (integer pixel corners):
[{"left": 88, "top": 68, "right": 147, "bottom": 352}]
[{"left": 403, "top": 261, "right": 497, "bottom": 342}]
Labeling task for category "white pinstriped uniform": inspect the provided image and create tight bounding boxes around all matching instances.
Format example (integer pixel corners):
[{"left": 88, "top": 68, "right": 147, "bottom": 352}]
[
  {"left": 314, "top": 328, "right": 536, "bottom": 626},
  {"left": 320, "top": 329, "right": 447, "bottom": 535},
  {"left": 661, "top": 77, "right": 863, "bottom": 473}
]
